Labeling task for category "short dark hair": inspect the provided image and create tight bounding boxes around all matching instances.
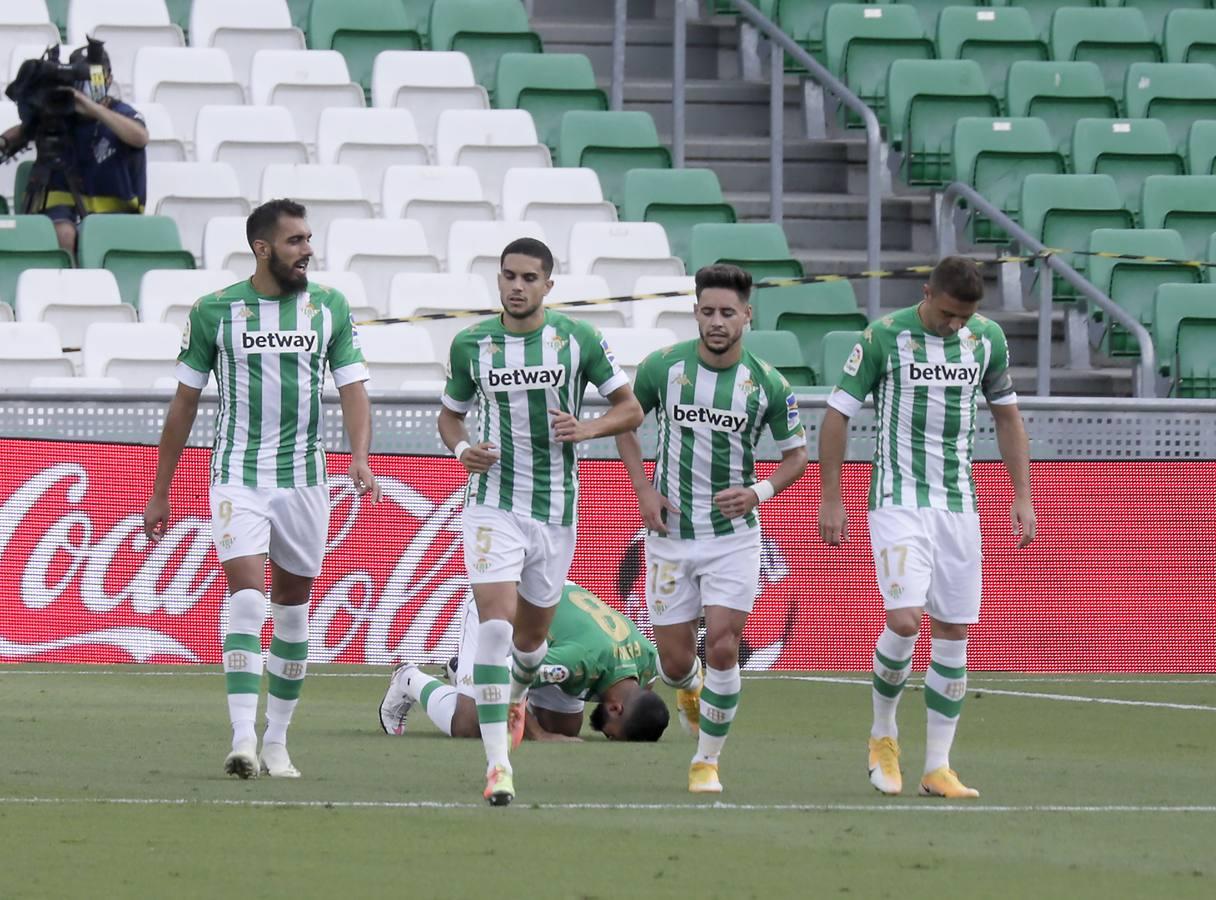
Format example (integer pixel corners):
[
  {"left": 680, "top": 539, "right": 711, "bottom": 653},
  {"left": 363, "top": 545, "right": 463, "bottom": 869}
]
[
  {"left": 695, "top": 263, "right": 752, "bottom": 303},
  {"left": 620, "top": 691, "right": 670, "bottom": 742},
  {"left": 246, "top": 199, "right": 307, "bottom": 248},
  {"left": 928, "top": 256, "right": 984, "bottom": 304},
  {"left": 500, "top": 237, "right": 554, "bottom": 276}
]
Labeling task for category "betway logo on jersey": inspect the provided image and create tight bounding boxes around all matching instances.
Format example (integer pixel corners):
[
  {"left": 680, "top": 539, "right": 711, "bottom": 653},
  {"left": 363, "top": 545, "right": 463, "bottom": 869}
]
[
  {"left": 906, "top": 361, "right": 980, "bottom": 386},
  {"left": 484, "top": 366, "right": 566, "bottom": 392},
  {"left": 671, "top": 404, "right": 748, "bottom": 433},
  {"left": 240, "top": 330, "right": 318, "bottom": 354}
]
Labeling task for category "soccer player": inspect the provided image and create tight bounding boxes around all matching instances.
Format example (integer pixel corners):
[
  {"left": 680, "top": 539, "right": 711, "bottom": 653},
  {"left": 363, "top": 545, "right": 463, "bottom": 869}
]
[
  {"left": 614, "top": 263, "right": 809, "bottom": 794},
  {"left": 378, "top": 583, "right": 669, "bottom": 743},
  {"left": 438, "top": 237, "right": 643, "bottom": 805},
  {"left": 143, "top": 199, "right": 379, "bottom": 780},
  {"left": 817, "top": 255, "right": 1035, "bottom": 799}
]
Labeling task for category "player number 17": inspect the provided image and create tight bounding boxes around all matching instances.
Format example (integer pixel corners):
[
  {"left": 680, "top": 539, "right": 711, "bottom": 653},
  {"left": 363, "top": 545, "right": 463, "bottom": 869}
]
[{"left": 878, "top": 545, "right": 908, "bottom": 579}]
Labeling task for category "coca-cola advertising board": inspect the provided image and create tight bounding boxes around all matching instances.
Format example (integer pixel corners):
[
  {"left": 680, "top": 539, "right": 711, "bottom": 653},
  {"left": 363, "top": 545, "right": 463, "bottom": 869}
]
[{"left": 1, "top": 439, "right": 1213, "bottom": 671}]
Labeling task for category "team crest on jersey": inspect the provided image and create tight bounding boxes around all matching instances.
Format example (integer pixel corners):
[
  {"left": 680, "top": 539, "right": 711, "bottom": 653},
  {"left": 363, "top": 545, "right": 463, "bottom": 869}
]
[
  {"left": 548, "top": 334, "right": 568, "bottom": 352},
  {"left": 180, "top": 318, "right": 191, "bottom": 350},
  {"left": 960, "top": 334, "right": 978, "bottom": 353},
  {"left": 863, "top": 327, "right": 874, "bottom": 342},
  {"left": 738, "top": 378, "right": 758, "bottom": 396},
  {"left": 843, "top": 343, "right": 864, "bottom": 376},
  {"left": 302, "top": 302, "right": 319, "bottom": 319},
  {"left": 881, "top": 315, "right": 894, "bottom": 326},
  {"left": 671, "top": 373, "right": 692, "bottom": 387},
  {"left": 905, "top": 337, "right": 922, "bottom": 353}
]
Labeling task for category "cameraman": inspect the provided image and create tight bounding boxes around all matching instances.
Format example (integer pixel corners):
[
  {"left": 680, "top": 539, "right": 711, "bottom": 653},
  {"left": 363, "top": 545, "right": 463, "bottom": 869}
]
[{"left": 0, "top": 44, "right": 148, "bottom": 257}]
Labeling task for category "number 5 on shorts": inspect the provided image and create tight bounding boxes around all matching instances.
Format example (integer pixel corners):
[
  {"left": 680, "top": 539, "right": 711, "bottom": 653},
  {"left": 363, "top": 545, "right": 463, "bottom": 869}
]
[
  {"left": 649, "top": 561, "right": 677, "bottom": 597},
  {"left": 474, "top": 526, "right": 493, "bottom": 555}
]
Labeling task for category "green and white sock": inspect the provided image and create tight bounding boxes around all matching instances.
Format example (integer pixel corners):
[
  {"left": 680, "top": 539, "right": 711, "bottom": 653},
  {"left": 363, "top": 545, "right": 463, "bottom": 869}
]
[
  {"left": 509, "top": 640, "right": 547, "bottom": 703},
  {"left": 403, "top": 666, "right": 459, "bottom": 736},
  {"left": 474, "top": 618, "right": 513, "bottom": 770},
  {"left": 924, "top": 637, "right": 968, "bottom": 773},
  {"left": 223, "top": 588, "right": 266, "bottom": 749},
  {"left": 694, "top": 665, "right": 740, "bottom": 765},
  {"left": 871, "top": 627, "right": 918, "bottom": 739},
  {"left": 659, "top": 655, "right": 701, "bottom": 690},
  {"left": 264, "top": 602, "right": 309, "bottom": 747}
]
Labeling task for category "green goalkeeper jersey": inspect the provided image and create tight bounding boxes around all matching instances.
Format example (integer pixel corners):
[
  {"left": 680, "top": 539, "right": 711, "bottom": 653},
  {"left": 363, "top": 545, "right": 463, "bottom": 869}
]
[
  {"left": 533, "top": 584, "right": 658, "bottom": 700},
  {"left": 441, "top": 310, "right": 628, "bottom": 527},
  {"left": 632, "top": 340, "right": 806, "bottom": 540},
  {"left": 176, "top": 279, "right": 368, "bottom": 488},
  {"left": 827, "top": 305, "right": 1017, "bottom": 513}
]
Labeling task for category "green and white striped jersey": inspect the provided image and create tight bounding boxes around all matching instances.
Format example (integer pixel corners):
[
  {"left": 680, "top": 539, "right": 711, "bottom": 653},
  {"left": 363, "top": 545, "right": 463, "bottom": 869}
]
[
  {"left": 633, "top": 340, "right": 806, "bottom": 540},
  {"left": 442, "top": 310, "right": 627, "bottom": 527},
  {"left": 828, "top": 305, "right": 1017, "bottom": 513},
  {"left": 176, "top": 279, "right": 368, "bottom": 488}
]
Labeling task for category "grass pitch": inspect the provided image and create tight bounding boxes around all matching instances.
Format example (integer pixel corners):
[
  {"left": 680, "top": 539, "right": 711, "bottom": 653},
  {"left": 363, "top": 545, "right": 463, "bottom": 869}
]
[{"left": 1, "top": 666, "right": 1213, "bottom": 899}]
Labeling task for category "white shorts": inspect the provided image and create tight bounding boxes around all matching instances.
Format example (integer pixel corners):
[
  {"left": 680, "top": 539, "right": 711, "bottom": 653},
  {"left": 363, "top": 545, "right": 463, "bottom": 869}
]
[
  {"left": 645, "top": 528, "right": 762, "bottom": 627},
  {"left": 209, "top": 484, "right": 330, "bottom": 578},
  {"left": 868, "top": 506, "right": 983, "bottom": 624},
  {"left": 462, "top": 504, "right": 576, "bottom": 608}
]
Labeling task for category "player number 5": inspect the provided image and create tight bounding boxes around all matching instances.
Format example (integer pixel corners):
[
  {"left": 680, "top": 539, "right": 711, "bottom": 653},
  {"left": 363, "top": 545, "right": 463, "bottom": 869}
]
[{"left": 474, "top": 526, "right": 493, "bottom": 555}]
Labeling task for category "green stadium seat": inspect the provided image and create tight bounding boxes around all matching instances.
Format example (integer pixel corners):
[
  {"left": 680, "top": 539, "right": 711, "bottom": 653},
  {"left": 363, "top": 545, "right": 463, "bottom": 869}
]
[
  {"left": 952, "top": 117, "right": 1065, "bottom": 243},
  {"left": 1188, "top": 121, "right": 1216, "bottom": 175},
  {"left": 1152, "top": 284, "right": 1216, "bottom": 388},
  {"left": 1163, "top": 9, "right": 1216, "bottom": 65},
  {"left": 1087, "top": 228, "right": 1198, "bottom": 358},
  {"left": 496, "top": 53, "right": 607, "bottom": 155},
  {"left": 819, "top": 329, "right": 865, "bottom": 389},
  {"left": 45, "top": 0, "right": 68, "bottom": 41},
  {"left": 1003, "top": 1, "right": 1100, "bottom": 43},
  {"left": 1071, "top": 118, "right": 1184, "bottom": 222},
  {"left": 622, "top": 169, "right": 736, "bottom": 269},
  {"left": 1126, "top": 1, "right": 1209, "bottom": 43},
  {"left": 1140, "top": 175, "right": 1216, "bottom": 265},
  {"left": 825, "top": 4, "right": 935, "bottom": 129},
  {"left": 1174, "top": 317, "right": 1216, "bottom": 397},
  {"left": 1123, "top": 63, "right": 1216, "bottom": 152},
  {"left": 288, "top": 0, "right": 313, "bottom": 32},
  {"left": 1006, "top": 61, "right": 1118, "bottom": 161},
  {"left": 743, "top": 329, "right": 815, "bottom": 387},
  {"left": 886, "top": 59, "right": 999, "bottom": 186},
  {"left": 77, "top": 216, "right": 196, "bottom": 307},
  {"left": 12, "top": 160, "right": 34, "bottom": 217},
  {"left": 905, "top": 2, "right": 970, "bottom": 40},
  {"left": 936, "top": 6, "right": 1047, "bottom": 112},
  {"left": 1020, "top": 173, "right": 1134, "bottom": 303},
  {"left": 752, "top": 280, "right": 867, "bottom": 384},
  {"left": 558, "top": 111, "right": 672, "bottom": 210},
  {"left": 165, "top": 0, "right": 192, "bottom": 38},
  {"left": 689, "top": 224, "right": 804, "bottom": 284},
  {"left": 1050, "top": 7, "right": 1162, "bottom": 111},
  {"left": 0, "top": 216, "right": 72, "bottom": 310},
  {"left": 773, "top": 0, "right": 836, "bottom": 68},
  {"left": 430, "top": 0, "right": 543, "bottom": 99},
  {"left": 309, "top": 0, "right": 426, "bottom": 97}
]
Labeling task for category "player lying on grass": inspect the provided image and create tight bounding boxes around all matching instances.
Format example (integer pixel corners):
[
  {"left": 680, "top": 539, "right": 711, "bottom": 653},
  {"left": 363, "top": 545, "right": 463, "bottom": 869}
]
[{"left": 379, "top": 583, "right": 670, "bottom": 742}]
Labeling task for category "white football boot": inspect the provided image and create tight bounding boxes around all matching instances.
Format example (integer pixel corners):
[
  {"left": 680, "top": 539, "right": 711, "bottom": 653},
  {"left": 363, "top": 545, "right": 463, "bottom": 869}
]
[
  {"left": 379, "top": 662, "right": 417, "bottom": 736},
  {"left": 260, "top": 742, "right": 301, "bottom": 778},
  {"left": 223, "top": 738, "right": 259, "bottom": 779}
]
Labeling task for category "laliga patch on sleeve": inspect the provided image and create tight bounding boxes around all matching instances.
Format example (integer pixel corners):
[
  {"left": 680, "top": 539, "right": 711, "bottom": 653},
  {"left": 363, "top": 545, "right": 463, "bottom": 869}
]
[
  {"left": 349, "top": 314, "right": 361, "bottom": 350},
  {"left": 600, "top": 337, "right": 618, "bottom": 366},
  {"left": 180, "top": 317, "right": 191, "bottom": 351},
  {"left": 843, "top": 343, "right": 864, "bottom": 376},
  {"left": 538, "top": 665, "right": 570, "bottom": 684}
]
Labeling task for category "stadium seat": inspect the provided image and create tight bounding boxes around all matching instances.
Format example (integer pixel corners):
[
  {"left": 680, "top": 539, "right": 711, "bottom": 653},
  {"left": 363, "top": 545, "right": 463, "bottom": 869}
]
[
  {"left": 567, "top": 222, "right": 685, "bottom": 298},
  {"left": 353, "top": 322, "right": 444, "bottom": 385},
  {"left": 1086, "top": 228, "right": 1199, "bottom": 358},
  {"left": 688, "top": 223, "right": 804, "bottom": 282},
  {"left": 1139, "top": 175, "right": 1216, "bottom": 265},
  {"left": 81, "top": 322, "right": 181, "bottom": 387},
  {"left": 134, "top": 101, "right": 188, "bottom": 163},
  {"left": 68, "top": 0, "right": 184, "bottom": 98},
  {"left": 499, "top": 167, "right": 616, "bottom": 268},
  {"left": 429, "top": 0, "right": 543, "bottom": 99},
  {"left": 824, "top": 3, "right": 935, "bottom": 129},
  {"left": 622, "top": 168, "right": 736, "bottom": 270},
  {"left": 259, "top": 164, "right": 374, "bottom": 264},
  {"left": 29, "top": 375, "right": 124, "bottom": 389},
  {"left": 994, "top": 1, "right": 1069, "bottom": 42},
  {"left": 447, "top": 220, "right": 547, "bottom": 291},
  {"left": 286, "top": 0, "right": 310, "bottom": 32},
  {"left": 1006, "top": 60, "right": 1118, "bottom": 160},
  {"left": 1123, "top": 63, "right": 1216, "bottom": 153},
  {"left": 250, "top": 49, "right": 366, "bottom": 150},
  {"left": 15, "top": 269, "right": 136, "bottom": 349},
  {"left": 189, "top": 0, "right": 304, "bottom": 94},
  {"left": 307, "top": 0, "right": 426, "bottom": 98},
  {"left": 819, "top": 329, "right": 865, "bottom": 390},
  {"left": 131, "top": 47, "right": 244, "bottom": 146},
  {"left": 557, "top": 111, "right": 672, "bottom": 210},
  {"left": 0, "top": 302, "right": 11, "bottom": 322},
  {"left": 76, "top": 215, "right": 195, "bottom": 306},
  {"left": 164, "top": 0, "right": 189, "bottom": 35},
  {"left": 316, "top": 108, "right": 429, "bottom": 208},
  {"left": 936, "top": 6, "right": 1046, "bottom": 112},
  {"left": 202, "top": 216, "right": 254, "bottom": 274},
  {"left": 952, "top": 117, "right": 1065, "bottom": 243},
  {"left": 370, "top": 51, "right": 489, "bottom": 150},
  {"left": 325, "top": 219, "right": 440, "bottom": 307},
  {"left": 1071, "top": 118, "right": 1184, "bottom": 221},
  {"left": 743, "top": 329, "right": 815, "bottom": 387},
  {"left": 495, "top": 52, "right": 607, "bottom": 154},
  {"left": 194, "top": 106, "right": 309, "bottom": 203},
  {"left": 434, "top": 109, "right": 550, "bottom": 209},
  {"left": 752, "top": 280, "right": 868, "bottom": 384},
  {"left": 0, "top": 101, "right": 28, "bottom": 211},
  {"left": 1188, "top": 120, "right": 1216, "bottom": 176},
  {"left": 545, "top": 274, "right": 627, "bottom": 329},
  {"left": 381, "top": 165, "right": 494, "bottom": 260},
  {"left": 0, "top": 322, "right": 74, "bottom": 385},
  {"left": 0, "top": 6, "right": 59, "bottom": 100},
  {"left": 1163, "top": 9, "right": 1216, "bottom": 65},
  {"left": 0, "top": 215, "right": 71, "bottom": 310},
  {"left": 1050, "top": 7, "right": 1162, "bottom": 109},
  {"left": 138, "top": 268, "right": 239, "bottom": 326},
  {"left": 1127, "top": 0, "right": 1208, "bottom": 44},
  {"left": 1152, "top": 283, "right": 1216, "bottom": 385},
  {"left": 388, "top": 272, "right": 494, "bottom": 351},
  {"left": 1020, "top": 173, "right": 1134, "bottom": 303},
  {"left": 597, "top": 326, "right": 679, "bottom": 381},
  {"left": 145, "top": 161, "right": 250, "bottom": 262},
  {"left": 630, "top": 275, "right": 698, "bottom": 341},
  {"left": 886, "top": 59, "right": 999, "bottom": 186},
  {"left": 306, "top": 271, "right": 376, "bottom": 322},
  {"left": 771, "top": 0, "right": 834, "bottom": 67}
]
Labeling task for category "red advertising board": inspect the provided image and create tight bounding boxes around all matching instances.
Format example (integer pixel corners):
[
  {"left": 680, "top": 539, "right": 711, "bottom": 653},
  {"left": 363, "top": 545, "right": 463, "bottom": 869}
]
[{"left": 0, "top": 439, "right": 1213, "bottom": 671}]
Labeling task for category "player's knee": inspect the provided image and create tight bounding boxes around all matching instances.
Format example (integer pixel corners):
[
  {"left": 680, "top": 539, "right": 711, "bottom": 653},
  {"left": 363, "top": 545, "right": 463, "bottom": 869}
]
[
  {"left": 450, "top": 701, "right": 481, "bottom": 738},
  {"left": 658, "top": 647, "right": 696, "bottom": 684},
  {"left": 885, "top": 608, "right": 921, "bottom": 637},
  {"left": 704, "top": 632, "right": 739, "bottom": 670}
]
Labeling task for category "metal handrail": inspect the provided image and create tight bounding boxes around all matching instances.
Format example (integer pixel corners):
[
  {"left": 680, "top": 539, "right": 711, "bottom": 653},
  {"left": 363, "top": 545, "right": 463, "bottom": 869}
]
[
  {"left": 611, "top": 0, "right": 626, "bottom": 111},
  {"left": 938, "top": 181, "right": 1157, "bottom": 399},
  {"left": 672, "top": 0, "right": 884, "bottom": 318}
]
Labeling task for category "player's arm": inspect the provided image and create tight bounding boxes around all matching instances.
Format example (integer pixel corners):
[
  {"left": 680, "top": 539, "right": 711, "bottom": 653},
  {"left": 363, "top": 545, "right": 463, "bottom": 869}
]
[
  {"left": 550, "top": 383, "right": 643, "bottom": 443},
  {"left": 612, "top": 359, "right": 674, "bottom": 532},
  {"left": 338, "top": 380, "right": 380, "bottom": 502},
  {"left": 715, "top": 377, "right": 809, "bottom": 520},
  {"left": 438, "top": 335, "right": 499, "bottom": 473},
  {"left": 818, "top": 334, "right": 880, "bottom": 545},
  {"left": 525, "top": 707, "right": 584, "bottom": 741},
  {"left": 990, "top": 401, "right": 1035, "bottom": 547},
  {"left": 144, "top": 383, "right": 203, "bottom": 542}
]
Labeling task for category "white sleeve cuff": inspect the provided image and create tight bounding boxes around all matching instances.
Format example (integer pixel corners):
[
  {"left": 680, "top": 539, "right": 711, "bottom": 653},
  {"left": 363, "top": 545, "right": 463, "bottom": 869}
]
[
  {"left": 442, "top": 392, "right": 473, "bottom": 414},
  {"left": 597, "top": 371, "right": 630, "bottom": 398},
  {"left": 775, "top": 432, "right": 807, "bottom": 452},
  {"left": 989, "top": 392, "right": 1019, "bottom": 406},
  {"left": 175, "top": 362, "right": 209, "bottom": 390},
  {"left": 331, "top": 362, "right": 369, "bottom": 388},
  {"left": 827, "top": 388, "right": 863, "bottom": 418}
]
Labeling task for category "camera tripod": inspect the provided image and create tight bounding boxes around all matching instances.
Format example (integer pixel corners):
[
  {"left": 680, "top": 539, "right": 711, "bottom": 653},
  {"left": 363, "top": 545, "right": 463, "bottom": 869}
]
[{"left": 21, "top": 131, "right": 88, "bottom": 222}]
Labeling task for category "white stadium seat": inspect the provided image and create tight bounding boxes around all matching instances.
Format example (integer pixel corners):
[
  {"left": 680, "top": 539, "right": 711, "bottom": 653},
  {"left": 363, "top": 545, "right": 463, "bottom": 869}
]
[
  {"left": 631, "top": 275, "right": 699, "bottom": 341},
  {"left": 82, "top": 322, "right": 181, "bottom": 387},
  {"left": 354, "top": 322, "right": 444, "bottom": 385},
  {"left": 448, "top": 220, "right": 547, "bottom": 293},
  {"left": 259, "top": 164, "right": 373, "bottom": 264},
  {"left": 189, "top": 0, "right": 304, "bottom": 96},
  {"left": 545, "top": 274, "right": 627, "bottom": 329},
  {"left": 29, "top": 375, "right": 125, "bottom": 389},
  {"left": 567, "top": 222, "right": 685, "bottom": 297},
  {"left": 0, "top": 5, "right": 59, "bottom": 99},
  {"left": 0, "top": 322, "right": 73, "bottom": 385},
  {"left": 381, "top": 165, "right": 493, "bottom": 261},
  {"left": 434, "top": 109, "right": 550, "bottom": 208},
  {"left": 597, "top": 326, "right": 679, "bottom": 382},
  {"left": 69, "top": 0, "right": 184, "bottom": 99},
  {"left": 500, "top": 167, "right": 616, "bottom": 267},
  {"left": 203, "top": 216, "right": 254, "bottom": 273},
  {"left": 194, "top": 105, "right": 308, "bottom": 202},
  {"left": 133, "top": 101, "right": 187, "bottom": 163},
  {"left": 316, "top": 108, "right": 429, "bottom": 207},
  {"left": 370, "top": 50, "right": 488, "bottom": 150},
  {"left": 15, "top": 269, "right": 135, "bottom": 349},
  {"left": 326, "top": 219, "right": 439, "bottom": 308},
  {"left": 139, "top": 269, "right": 238, "bottom": 327},
  {"left": 388, "top": 272, "right": 494, "bottom": 352},
  {"left": 133, "top": 47, "right": 244, "bottom": 148},
  {"left": 308, "top": 270, "right": 375, "bottom": 320},
  {"left": 0, "top": 302, "right": 12, "bottom": 322},
  {"left": 0, "top": 100, "right": 30, "bottom": 209},
  {"left": 145, "top": 161, "right": 249, "bottom": 261},
  {"left": 250, "top": 49, "right": 364, "bottom": 150}
]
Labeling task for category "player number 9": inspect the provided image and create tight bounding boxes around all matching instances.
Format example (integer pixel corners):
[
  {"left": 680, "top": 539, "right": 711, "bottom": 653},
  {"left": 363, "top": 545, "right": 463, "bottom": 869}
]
[{"left": 218, "top": 500, "right": 233, "bottom": 528}]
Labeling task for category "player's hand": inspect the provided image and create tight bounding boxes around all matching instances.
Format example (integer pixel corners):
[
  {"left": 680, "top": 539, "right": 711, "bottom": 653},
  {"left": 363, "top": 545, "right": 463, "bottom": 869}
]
[
  {"left": 548, "top": 408, "right": 591, "bottom": 443},
  {"left": 459, "top": 442, "right": 500, "bottom": 474},
  {"left": 714, "top": 486, "right": 759, "bottom": 520},
  {"left": 638, "top": 485, "right": 678, "bottom": 534},
  {"left": 1011, "top": 497, "right": 1036, "bottom": 548},
  {"left": 349, "top": 459, "right": 381, "bottom": 503},
  {"left": 143, "top": 494, "right": 170, "bottom": 543},
  {"left": 818, "top": 497, "right": 848, "bottom": 545}
]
